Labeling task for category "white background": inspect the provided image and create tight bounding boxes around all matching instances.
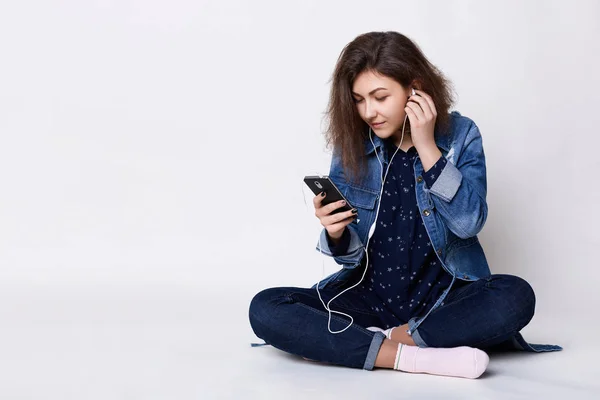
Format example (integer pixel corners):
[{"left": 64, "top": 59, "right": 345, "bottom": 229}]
[{"left": 0, "top": 0, "right": 599, "bottom": 398}]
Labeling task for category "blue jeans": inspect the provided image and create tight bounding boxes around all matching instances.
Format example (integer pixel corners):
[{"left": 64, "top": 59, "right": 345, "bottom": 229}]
[{"left": 248, "top": 274, "right": 536, "bottom": 370}]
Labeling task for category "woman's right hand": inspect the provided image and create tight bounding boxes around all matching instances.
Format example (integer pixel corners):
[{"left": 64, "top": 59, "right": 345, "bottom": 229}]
[{"left": 313, "top": 192, "right": 358, "bottom": 241}]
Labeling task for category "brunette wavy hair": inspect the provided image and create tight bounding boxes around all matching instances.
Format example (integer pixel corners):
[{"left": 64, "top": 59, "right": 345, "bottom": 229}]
[{"left": 324, "top": 31, "right": 456, "bottom": 183}]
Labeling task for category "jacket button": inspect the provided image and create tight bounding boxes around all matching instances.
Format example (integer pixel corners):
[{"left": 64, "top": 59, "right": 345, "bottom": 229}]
[
  {"left": 423, "top": 209, "right": 431, "bottom": 216},
  {"left": 417, "top": 176, "right": 423, "bottom": 183}
]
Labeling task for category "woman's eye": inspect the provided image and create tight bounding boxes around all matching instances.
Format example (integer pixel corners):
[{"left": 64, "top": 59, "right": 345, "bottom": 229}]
[{"left": 353, "top": 96, "right": 387, "bottom": 103}]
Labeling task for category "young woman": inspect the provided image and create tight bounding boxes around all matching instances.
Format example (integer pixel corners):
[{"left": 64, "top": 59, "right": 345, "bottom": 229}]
[{"left": 248, "top": 31, "right": 561, "bottom": 379}]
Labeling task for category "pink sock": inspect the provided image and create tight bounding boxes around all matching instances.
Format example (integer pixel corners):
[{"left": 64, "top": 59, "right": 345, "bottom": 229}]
[{"left": 393, "top": 343, "right": 489, "bottom": 379}]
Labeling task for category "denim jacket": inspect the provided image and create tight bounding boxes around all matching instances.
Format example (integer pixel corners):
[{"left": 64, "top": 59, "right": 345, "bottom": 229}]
[{"left": 312, "top": 111, "right": 561, "bottom": 353}]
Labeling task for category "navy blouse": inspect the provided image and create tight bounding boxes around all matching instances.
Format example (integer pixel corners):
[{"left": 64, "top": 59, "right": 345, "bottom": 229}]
[{"left": 327, "top": 140, "right": 462, "bottom": 328}]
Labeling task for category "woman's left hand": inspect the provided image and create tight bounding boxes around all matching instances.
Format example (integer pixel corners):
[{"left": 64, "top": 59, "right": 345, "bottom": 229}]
[{"left": 404, "top": 89, "right": 437, "bottom": 148}]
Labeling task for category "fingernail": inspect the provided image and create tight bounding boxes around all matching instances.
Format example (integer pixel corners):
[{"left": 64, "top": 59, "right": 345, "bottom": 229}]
[
  {"left": 340, "top": 200, "right": 346, "bottom": 205},
  {"left": 321, "top": 192, "right": 326, "bottom": 197},
  {"left": 351, "top": 208, "right": 358, "bottom": 214}
]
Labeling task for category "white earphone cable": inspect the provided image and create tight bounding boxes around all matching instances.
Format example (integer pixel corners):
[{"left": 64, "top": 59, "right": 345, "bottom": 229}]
[{"left": 314, "top": 99, "right": 412, "bottom": 334}]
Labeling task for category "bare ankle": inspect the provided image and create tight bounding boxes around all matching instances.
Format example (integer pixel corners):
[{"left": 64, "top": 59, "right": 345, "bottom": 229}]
[
  {"left": 390, "top": 324, "right": 416, "bottom": 346},
  {"left": 374, "top": 338, "right": 398, "bottom": 369}
]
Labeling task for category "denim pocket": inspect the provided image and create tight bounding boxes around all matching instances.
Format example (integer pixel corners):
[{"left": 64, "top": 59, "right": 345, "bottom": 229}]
[
  {"left": 343, "top": 185, "right": 378, "bottom": 210},
  {"left": 447, "top": 235, "right": 478, "bottom": 252}
]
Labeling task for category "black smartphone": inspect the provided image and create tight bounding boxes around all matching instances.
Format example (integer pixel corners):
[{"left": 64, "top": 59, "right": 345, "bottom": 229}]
[{"left": 303, "top": 175, "right": 355, "bottom": 216}]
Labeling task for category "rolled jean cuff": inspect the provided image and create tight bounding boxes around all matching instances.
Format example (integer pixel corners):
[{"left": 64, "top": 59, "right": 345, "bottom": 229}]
[
  {"left": 410, "top": 328, "right": 428, "bottom": 348},
  {"left": 407, "top": 317, "right": 428, "bottom": 348},
  {"left": 363, "top": 331, "right": 386, "bottom": 370}
]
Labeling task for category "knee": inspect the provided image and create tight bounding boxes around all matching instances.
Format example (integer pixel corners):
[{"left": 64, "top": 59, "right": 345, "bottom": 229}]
[
  {"left": 495, "top": 274, "right": 536, "bottom": 328},
  {"left": 248, "top": 288, "right": 273, "bottom": 325},
  {"left": 248, "top": 287, "right": 287, "bottom": 336}
]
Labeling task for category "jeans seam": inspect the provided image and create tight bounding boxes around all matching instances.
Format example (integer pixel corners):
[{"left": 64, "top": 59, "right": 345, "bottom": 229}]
[
  {"left": 469, "top": 309, "right": 528, "bottom": 348},
  {"left": 295, "top": 302, "right": 376, "bottom": 336},
  {"left": 290, "top": 289, "right": 380, "bottom": 317}
]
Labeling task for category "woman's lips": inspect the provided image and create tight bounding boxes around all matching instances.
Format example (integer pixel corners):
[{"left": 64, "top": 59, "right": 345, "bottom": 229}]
[{"left": 372, "top": 122, "right": 386, "bottom": 128}]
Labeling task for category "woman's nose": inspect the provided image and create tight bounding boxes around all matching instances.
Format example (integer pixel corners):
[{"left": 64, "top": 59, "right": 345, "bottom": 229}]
[{"left": 364, "top": 101, "right": 376, "bottom": 119}]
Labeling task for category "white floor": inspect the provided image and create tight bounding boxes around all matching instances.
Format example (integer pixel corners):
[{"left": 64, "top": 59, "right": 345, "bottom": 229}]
[{"left": 0, "top": 284, "right": 597, "bottom": 399}]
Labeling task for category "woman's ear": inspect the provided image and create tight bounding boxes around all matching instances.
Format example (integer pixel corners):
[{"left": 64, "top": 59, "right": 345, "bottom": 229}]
[{"left": 410, "top": 79, "right": 422, "bottom": 91}]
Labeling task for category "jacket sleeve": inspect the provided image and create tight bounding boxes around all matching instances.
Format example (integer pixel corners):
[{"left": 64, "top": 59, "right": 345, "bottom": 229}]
[
  {"left": 315, "top": 224, "right": 365, "bottom": 266},
  {"left": 324, "top": 227, "right": 351, "bottom": 255},
  {"left": 427, "top": 122, "right": 488, "bottom": 239}
]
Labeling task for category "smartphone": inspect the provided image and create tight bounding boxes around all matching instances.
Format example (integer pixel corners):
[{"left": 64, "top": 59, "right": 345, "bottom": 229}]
[{"left": 303, "top": 175, "right": 356, "bottom": 218}]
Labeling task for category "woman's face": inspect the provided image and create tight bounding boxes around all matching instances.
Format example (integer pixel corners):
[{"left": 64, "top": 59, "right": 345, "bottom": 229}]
[{"left": 352, "top": 70, "right": 412, "bottom": 142}]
